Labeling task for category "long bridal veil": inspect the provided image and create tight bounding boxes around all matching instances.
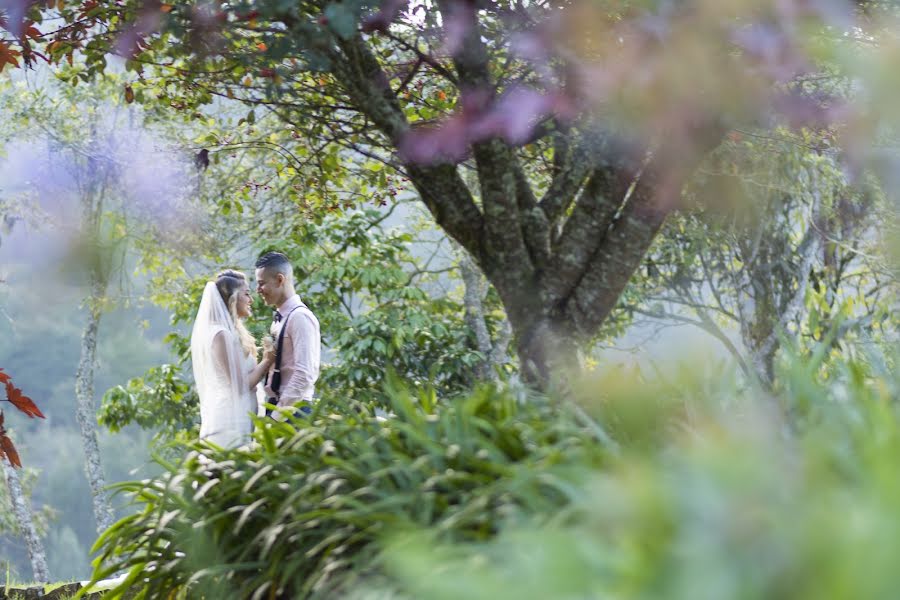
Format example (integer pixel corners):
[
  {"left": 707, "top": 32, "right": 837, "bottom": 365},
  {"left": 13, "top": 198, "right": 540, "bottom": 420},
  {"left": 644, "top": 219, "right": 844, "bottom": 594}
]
[{"left": 191, "top": 281, "right": 250, "bottom": 448}]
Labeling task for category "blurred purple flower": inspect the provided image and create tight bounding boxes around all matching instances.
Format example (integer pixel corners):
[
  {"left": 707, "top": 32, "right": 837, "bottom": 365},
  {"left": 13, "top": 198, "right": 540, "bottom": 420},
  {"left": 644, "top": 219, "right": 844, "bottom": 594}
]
[
  {"left": 634, "top": 12, "right": 671, "bottom": 43},
  {"left": 732, "top": 23, "right": 808, "bottom": 82},
  {"left": 0, "top": 0, "right": 31, "bottom": 36},
  {"left": 783, "top": 0, "right": 855, "bottom": 29},
  {"left": 510, "top": 30, "right": 552, "bottom": 63},
  {"left": 114, "top": 6, "right": 163, "bottom": 58},
  {"left": 400, "top": 86, "right": 574, "bottom": 165},
  {"left": 399, "top": 112, "right": 472, "bottom": 164},
  {"left": 440, "top": 1, "right": 475, "bottom": 57},
  {"left": 472, "top": 87, "right": 571, "bottom": 144},
  {"left": 772, "top": 91, "right": 849, "bottom": 130},
  {"left": 361, "top": 0, "right": 408, "bottom": 33}
]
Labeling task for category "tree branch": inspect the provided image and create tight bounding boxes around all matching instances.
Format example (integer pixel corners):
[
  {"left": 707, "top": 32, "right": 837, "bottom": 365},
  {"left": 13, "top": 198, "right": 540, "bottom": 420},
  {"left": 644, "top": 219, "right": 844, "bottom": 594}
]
[
  {"left": 513, "top": 162, "right": 551, "bottom": 268},
  {"left": 565, "top": 122, "right": 725, "bottom": 336},
  {"left": 438, "top": 0, "right": 492, "bottom": 89},
  {"left": 540, "top": 168, "right": 628, "bottom": 310},
  {"left": 473, "top": 141, "right": 535, "bottom": 289},
  {"left": 539, "top": 136, "right": 590, "bottom": 225},
  {"left": 325, "top": 33, "right": 486, "bottom": 259}
]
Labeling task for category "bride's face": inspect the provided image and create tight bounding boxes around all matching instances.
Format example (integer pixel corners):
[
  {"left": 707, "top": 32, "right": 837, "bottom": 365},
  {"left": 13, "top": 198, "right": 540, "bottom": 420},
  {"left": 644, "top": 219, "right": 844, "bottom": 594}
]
[{"left": 235, "top": 284, "right": 253, "bottom": 319}]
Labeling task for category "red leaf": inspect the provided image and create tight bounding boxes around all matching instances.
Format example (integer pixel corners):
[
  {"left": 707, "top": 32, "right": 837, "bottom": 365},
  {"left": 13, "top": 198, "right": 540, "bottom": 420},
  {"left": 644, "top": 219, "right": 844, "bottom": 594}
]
[
  {"left": 0, "top": 42, "right": 21, "bottom": 72},
  {"left": 124, "top": 84, "right": 134, "bottom": 104},
  {"left": 4, "top": 381, "right": 45, "bottom": 418},
  {"left": 0, "top": 431, "right": 22, "bottom": 468},
  {"left": 0, "top": 369, "right": 9, "bottom": 385},
  {"left": 22, "top": 21, "right": 42, "bottom": 39}
]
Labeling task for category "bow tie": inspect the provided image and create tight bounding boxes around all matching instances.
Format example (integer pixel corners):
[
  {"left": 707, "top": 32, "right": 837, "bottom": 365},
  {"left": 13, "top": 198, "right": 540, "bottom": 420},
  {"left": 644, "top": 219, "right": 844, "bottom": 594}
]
[{"left": 273, "top": 311, "right": 283, "bottom": 323}]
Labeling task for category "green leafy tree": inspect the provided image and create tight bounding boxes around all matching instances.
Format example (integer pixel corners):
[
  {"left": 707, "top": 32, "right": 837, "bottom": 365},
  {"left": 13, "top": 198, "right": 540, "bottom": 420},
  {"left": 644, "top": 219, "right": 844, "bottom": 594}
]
[
  {"left": 101, "top": 201, "right": 511, "bottom": 440},
  {"left": 6, "top": 0, "right": 879, "bottom": 388},
  {"left": 0, "top": 72, "right": 197, "bottom": 534},
  {"left": 290, "top": 206, "right": 498, "bottom": 403},
  {"left": 631, "top": 130, "right": 896, "bottom": 387}
]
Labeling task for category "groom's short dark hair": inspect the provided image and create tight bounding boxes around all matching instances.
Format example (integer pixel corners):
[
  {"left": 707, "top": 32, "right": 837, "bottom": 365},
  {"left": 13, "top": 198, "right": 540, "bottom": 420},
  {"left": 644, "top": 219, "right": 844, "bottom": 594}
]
[{"left": 256, "top": 252, "right": 292, "bottom": 277}]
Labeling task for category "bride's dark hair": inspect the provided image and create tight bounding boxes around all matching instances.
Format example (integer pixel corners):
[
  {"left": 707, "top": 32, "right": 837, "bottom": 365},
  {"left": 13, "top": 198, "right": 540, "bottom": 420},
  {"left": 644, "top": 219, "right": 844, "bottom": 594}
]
[{"left": 215, "top": 270, "right": 257, "bottom": 357}]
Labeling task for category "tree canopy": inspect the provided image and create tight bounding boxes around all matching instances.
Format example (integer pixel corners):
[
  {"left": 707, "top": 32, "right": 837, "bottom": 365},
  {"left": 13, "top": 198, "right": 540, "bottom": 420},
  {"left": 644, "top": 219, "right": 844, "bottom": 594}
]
[{"left": 2, "top": 0, "right": 897, "bottom": 388}]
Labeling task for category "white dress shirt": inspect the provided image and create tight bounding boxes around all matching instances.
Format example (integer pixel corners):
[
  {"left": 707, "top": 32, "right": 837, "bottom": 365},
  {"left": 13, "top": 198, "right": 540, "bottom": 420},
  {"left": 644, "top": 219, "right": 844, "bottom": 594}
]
[{"left": 268, "top": 294, "right": 320, "bottom": 406}]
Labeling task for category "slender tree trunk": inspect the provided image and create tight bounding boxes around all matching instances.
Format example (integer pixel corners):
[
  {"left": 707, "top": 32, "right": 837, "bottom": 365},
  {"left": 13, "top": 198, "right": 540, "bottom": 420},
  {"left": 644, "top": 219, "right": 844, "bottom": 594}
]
[
  {"left": 459, "top": 249, "right": 492, "bottom": 378},
  {"left": 748, "top": 174, "right": 823, "bottom": 389},
  {"left": 458, "top": 247, "right": 514, "bottom": 381},
  {"left": 75, "top": 276, "right": 115, "bottom": 534},
  {"left": 489, "top": 318, "right": 512, "bottom": 370},
  {"left": 1, "top": 458, "right": 50, "bottom": 582}
]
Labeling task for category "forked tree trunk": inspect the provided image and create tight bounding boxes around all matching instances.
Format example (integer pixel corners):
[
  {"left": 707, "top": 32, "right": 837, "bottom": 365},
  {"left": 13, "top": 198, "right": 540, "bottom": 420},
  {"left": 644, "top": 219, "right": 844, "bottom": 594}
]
[
  {"left": 1, "top": 458, "right": 50, "bottom": 582},
  {"left": 75, "top": 276, "right": 115, "bottom": 534},
  {"left": 323, "top": 15, "right": 725, "bottom": 392}
]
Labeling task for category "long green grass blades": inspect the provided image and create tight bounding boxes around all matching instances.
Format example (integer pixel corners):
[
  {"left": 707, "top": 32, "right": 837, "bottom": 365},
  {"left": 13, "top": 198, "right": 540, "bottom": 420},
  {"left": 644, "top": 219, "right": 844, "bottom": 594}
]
[
  {"left": 89, "top": 349, "right": 900, "bottom": 599},
  {"left": 87, "top": 381, "right": 597, "bottom": 598}
]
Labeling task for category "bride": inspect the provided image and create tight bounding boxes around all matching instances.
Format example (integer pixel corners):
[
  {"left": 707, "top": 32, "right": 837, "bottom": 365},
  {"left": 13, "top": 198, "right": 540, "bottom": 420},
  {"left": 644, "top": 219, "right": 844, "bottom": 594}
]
[{"left": 191, "top": 270, "right": 274, "bottom": 448}]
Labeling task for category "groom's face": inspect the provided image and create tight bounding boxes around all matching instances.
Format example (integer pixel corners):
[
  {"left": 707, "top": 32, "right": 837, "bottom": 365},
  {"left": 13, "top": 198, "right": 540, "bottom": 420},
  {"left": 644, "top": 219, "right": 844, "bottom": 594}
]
[{"left": 255, "top": 267, "right": 282, "bottom": 307}]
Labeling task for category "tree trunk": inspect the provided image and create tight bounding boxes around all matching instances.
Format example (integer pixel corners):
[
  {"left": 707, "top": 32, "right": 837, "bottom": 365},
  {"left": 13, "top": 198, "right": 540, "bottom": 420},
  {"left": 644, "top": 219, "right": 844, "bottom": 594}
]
[
  {"left": 515, "top": 314, "right": 582, "bottom": 390},
  {"left": 320, "top": 24, "right": 728, "bottom": 394},
  {"left": 75, "top": 276, "right": 116, "bottom": 535},
  {"left": 1, "top": 457, "right": 50, "bottom": 582},
  {"left": 458, "top": 246, "right": 513, "bottom": 381}
]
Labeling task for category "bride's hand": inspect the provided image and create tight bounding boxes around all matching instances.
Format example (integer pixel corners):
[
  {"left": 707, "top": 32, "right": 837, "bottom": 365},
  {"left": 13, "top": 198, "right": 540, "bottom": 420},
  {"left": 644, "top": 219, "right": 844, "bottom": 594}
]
[
  {"left": 263, "top": 348, "right": 276, "bottom": 364},
  {"left": 261, "top": 335, "right": 276, "bottom": 363}
]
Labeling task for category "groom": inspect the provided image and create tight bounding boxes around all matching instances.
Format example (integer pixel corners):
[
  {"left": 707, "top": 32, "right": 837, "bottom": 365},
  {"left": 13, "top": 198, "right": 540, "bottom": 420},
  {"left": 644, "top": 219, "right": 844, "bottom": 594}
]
[{"left": 255, "top": 251, "right": 321, "bottom": 419}]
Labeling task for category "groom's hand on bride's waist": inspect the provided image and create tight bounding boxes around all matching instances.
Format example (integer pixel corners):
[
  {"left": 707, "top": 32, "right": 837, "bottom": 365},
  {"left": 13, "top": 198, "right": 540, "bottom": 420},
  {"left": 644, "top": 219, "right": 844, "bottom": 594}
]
[
  {"left": 271, "top": 401, "right": 313, "bottom": 422},
  {"left": 270, "top": 405, "right": 291, "bottom": 422}
]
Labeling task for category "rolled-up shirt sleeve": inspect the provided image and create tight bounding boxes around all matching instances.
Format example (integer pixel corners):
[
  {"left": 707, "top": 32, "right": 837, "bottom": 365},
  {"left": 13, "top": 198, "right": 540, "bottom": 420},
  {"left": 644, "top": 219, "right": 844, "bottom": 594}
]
[{"left": 277, "top": 309, "right": 320, "bottom": 405}]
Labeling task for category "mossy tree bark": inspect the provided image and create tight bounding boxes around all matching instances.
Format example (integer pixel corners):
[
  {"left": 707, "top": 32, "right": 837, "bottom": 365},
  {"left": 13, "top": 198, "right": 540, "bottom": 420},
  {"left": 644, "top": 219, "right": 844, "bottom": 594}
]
[{"left": 1, "top": 457, "right": 50, "bottom": 582}]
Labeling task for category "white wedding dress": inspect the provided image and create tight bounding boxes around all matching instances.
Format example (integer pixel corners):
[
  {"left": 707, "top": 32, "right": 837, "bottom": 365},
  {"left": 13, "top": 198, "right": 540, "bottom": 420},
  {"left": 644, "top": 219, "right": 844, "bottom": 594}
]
[{"left": 191, "top": 283, "right": 258, "bottom": 449}]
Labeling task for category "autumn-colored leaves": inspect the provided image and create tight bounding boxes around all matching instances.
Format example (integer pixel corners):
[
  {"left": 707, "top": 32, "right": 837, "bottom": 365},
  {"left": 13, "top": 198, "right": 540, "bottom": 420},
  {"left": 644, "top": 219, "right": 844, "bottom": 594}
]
[
  {"left": 4, "top": 378, "right": 44, "bottom": 419},
  {"left": 0, "top": 12, "right": 44, "bottom": 72},
  {"left": 0, "top": 368, "right": 45, "bottom": 469},
  {"left": 0, "top": 42, "right": 21, "bottom": 72}
]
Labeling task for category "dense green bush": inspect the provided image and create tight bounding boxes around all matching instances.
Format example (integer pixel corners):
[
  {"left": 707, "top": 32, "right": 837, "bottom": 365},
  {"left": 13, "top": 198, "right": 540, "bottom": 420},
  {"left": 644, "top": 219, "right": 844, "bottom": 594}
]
[
  {"left": 86, "top": 381, "right": 606, "bottom": 599},
  {"left": 366, "top": 346, "right": 900, "bottom": 600},
  {"left": 87, "top": 340, "right": 900, "bottom": 600},
  {"left": 99, "top": 364, "right": 198, "bottom": 443}
]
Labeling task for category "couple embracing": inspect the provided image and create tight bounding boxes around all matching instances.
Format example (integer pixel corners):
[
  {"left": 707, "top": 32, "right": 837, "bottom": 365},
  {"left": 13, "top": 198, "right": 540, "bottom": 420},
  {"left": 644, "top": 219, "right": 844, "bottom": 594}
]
[{"left": 190, "top": 252, "right": 321, "bottom": 448}]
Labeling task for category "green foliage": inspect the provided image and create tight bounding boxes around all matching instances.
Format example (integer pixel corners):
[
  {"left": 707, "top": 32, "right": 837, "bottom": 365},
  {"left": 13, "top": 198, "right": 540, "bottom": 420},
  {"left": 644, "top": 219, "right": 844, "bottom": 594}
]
[
  {"left": 293, "top": 207, "right": 492, "bottom": 404},
  {"left": 87, "top": 382, "right": 604, "bottom": 599},
  {"left": 104, "top": 204, "right": 502, "bottom": 443},
  {"left": 98, "top": 365, "right": 198, "bottom": 441},
  {"left": 626, "top": 127, "right": 895, "bottom": 382},
  {"left": 72, "top": 308, "right": 900, "bottom": 600},
  {"left": 369, "top": 345, "right": 900, "bottom": 600}
]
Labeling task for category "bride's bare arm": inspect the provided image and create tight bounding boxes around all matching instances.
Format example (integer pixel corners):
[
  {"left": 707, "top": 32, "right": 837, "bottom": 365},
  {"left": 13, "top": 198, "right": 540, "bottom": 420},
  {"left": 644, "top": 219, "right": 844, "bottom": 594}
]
[{"left": 212, "top": 331, "right": 230, "bottom": 375}]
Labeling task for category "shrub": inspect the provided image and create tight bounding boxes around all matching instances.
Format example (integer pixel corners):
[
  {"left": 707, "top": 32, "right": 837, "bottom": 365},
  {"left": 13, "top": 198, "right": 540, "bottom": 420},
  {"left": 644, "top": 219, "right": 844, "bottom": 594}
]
[
  {"left": 86, "top": 381, "right": 606, "bottom": 599},
  {"left": 369, "top": 347, "right": 900, "bottom": 599}
]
